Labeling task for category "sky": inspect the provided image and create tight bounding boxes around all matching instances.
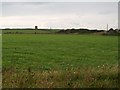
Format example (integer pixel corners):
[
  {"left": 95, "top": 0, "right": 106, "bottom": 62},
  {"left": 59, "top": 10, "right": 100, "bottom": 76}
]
[{"left": 0, "top": 2, "right": 118, "bottom": 30}]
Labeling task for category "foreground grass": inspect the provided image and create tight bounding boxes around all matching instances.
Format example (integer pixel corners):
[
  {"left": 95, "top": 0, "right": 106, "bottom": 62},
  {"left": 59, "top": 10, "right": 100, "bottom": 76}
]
[
  {"left": 2, "top": 34, "right": 118, "bottom": 88},
  {"left": 3, "top": 65, "right": 118, "bottom": 88}
]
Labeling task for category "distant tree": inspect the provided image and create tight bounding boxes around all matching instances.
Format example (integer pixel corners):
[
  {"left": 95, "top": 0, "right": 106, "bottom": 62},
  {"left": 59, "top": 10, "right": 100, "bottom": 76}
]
[
  {"left": 109, "top": 28, "right": 114, "bottom": 31},
  {"left": 114, "top": 29, "right": 119, "bottom": 32}
]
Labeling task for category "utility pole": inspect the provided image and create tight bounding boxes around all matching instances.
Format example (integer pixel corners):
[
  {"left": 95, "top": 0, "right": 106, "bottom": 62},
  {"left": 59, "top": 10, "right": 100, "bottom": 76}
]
[{"left": 107, "top": 24, "right": 108, "bottom": 31}]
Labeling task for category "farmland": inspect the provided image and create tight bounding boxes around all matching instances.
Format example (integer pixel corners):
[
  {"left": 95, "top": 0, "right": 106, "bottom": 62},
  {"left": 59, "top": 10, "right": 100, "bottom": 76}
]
[
  {"left": 2, "top": 29, "right": 59, "bottom": 34},
  {"left": 2, "top": 33, "right": 118, "bottom": 88}
]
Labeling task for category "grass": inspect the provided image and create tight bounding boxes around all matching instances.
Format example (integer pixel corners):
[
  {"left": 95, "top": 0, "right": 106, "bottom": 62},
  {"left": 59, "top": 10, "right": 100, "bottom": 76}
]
[
  {"left": 2, "top": 65, "right": 118, "bottom": 88},
  {"left": 2, "top": 34, "right": 118, "bottom": 88}
]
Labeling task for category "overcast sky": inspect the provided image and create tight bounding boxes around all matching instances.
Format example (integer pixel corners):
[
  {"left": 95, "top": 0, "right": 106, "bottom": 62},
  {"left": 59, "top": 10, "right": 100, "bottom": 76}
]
[{"left": 0, "top": 2, "right": 118, "bottom": 30}]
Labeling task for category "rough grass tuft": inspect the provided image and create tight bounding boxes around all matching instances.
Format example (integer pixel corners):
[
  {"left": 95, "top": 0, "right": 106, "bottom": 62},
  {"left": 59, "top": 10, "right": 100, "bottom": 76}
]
[{"left": 2, "top": 65, "right": 118, "bottom": 88}]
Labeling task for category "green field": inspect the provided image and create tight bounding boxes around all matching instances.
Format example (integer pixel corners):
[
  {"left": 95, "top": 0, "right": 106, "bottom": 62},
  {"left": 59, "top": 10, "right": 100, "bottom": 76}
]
[{"left": 2, "top": 34, "right": 118, "bottom": 88}]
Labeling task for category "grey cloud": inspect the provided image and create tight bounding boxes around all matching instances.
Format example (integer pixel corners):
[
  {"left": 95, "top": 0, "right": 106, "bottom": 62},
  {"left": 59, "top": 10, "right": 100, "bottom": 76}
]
[
  {"left": 2, "top": 2, "right": 117, "bottom": 16},
  {"left": 1, "top": 2, "right": 118, "bottom": 29}
]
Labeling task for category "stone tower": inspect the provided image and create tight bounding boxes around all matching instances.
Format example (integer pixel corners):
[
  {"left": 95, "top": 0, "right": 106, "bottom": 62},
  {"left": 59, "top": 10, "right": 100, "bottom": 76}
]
[{"left": 35, "top": 26, "right": 38, "bottom": 30}]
